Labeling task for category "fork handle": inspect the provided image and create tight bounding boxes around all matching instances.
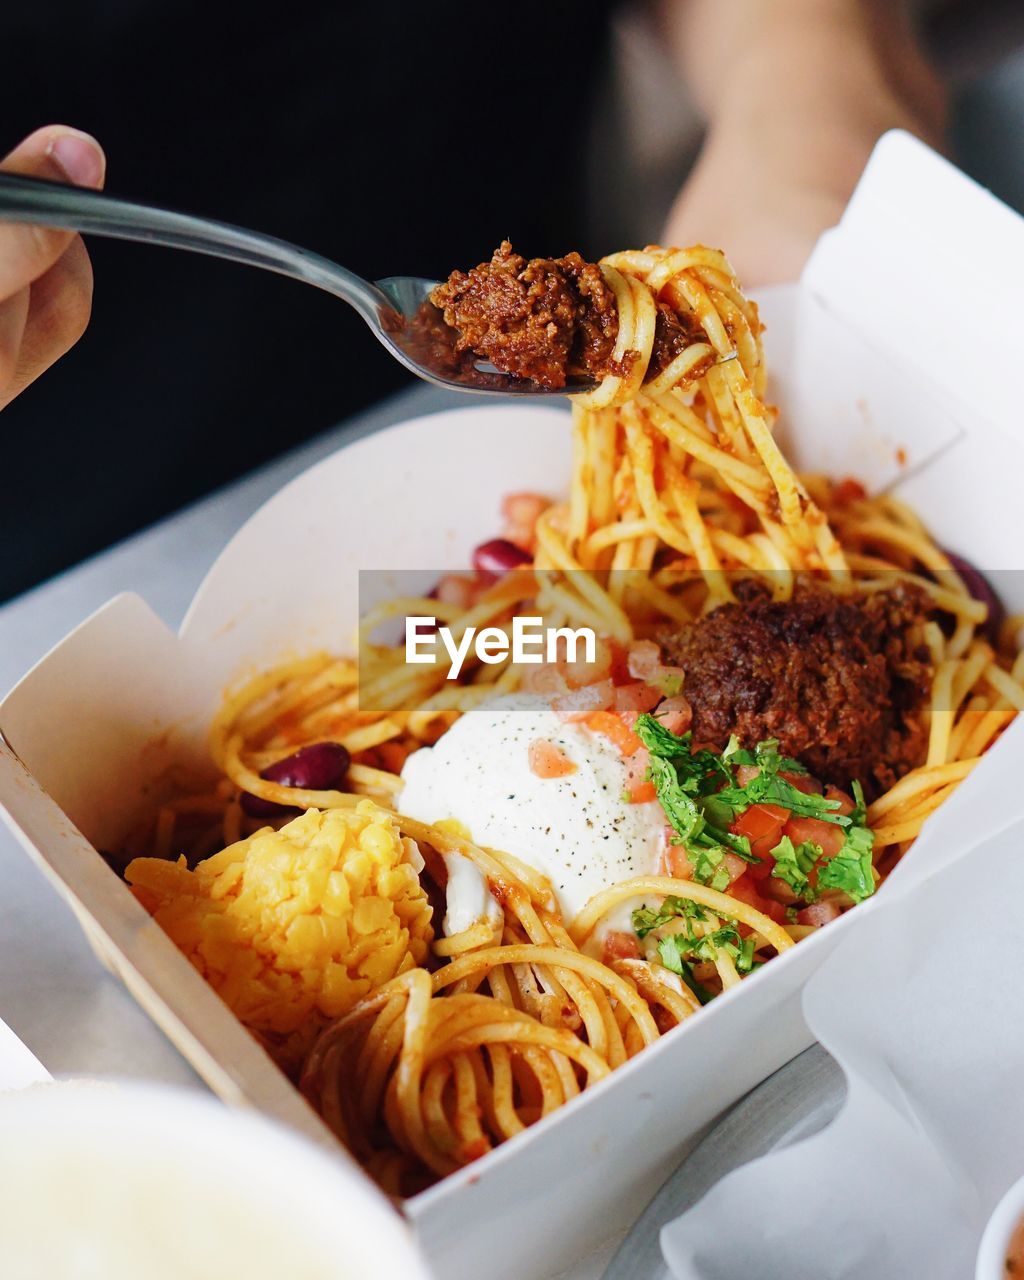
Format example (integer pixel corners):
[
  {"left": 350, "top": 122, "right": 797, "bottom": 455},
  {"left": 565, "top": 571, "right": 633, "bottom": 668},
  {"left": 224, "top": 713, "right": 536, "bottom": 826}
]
[{"left": 0, "top": 171, "right": 390, "bottom": 323}]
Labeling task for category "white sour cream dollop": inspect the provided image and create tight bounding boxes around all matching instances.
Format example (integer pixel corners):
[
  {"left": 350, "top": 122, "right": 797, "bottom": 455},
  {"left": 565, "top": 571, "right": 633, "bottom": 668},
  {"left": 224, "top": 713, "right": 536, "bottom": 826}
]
[{"left": 400, "top": 694, "right": 664, "bottom": 928}]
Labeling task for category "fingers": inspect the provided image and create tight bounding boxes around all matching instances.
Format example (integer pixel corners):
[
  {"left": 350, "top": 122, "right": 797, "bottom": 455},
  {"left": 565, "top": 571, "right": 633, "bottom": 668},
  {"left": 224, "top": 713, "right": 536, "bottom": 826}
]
[
  {"left": 0, "top": 126, "right": 105, "bottom": 301},
  {"left": 0, "top": 125, "right": 104, "bottom": 408},
  {"left": 0, "top": 285, "right": 29, "bottom": 394},
  {"left": 0, "top": 237, "right": 94, "bottom": 411}
]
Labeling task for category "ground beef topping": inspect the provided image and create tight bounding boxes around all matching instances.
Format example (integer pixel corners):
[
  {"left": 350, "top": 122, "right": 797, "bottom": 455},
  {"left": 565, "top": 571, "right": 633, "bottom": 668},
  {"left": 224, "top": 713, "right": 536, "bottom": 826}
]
[
  {"left": 429, "top": 241, "right": 619, "bottom": 388},
  {"left": 658, "top": 581, "right": 933, "bottom": 797},
  {"left": 650, "top": 301, "right": 706, "bottom": 379},
  {"left": 430, "top": 242, "right": 706, "bottom": 390}
]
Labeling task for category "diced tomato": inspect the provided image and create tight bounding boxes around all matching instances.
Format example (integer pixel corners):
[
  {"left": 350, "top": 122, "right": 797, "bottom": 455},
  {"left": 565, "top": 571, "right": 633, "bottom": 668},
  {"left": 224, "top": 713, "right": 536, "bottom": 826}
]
[
  {"left": 560, "top": 638, "right": 613, "bottom": 689},
  {"left": 730, "top": 802, "right": 790, "bottom": 859},
  {"left": 763, "top": 876, "right": 797, "bottom": 904},
  {"left": 585, "top": 709, "right": 643, "bottom": 756},
  {"left": 502, "top": 491, "right": 550, "bottom": 526},
  {"left": 721, "top": 852, "right": 749, "bottom": 885},
  {"left": 625, "top": 641, "right": 685, "bottom": 697},
  {"left": 602, "top": 930, "right": 641, "bottom": 964},
  {"left": 528, "top": 739, "right": 577, "bottom": 778},
  {"left": 781, "top": 770, "right": 823, "bottom": 795},
  {"left": 747, "top": 851, "right": 776, "bottom": 882},
  {"left": 629, "top": 780, "right": 657, "bottom": 804},
  {"left": 783, "top": 815, "right": 847, "bottom": 859},
  {"left": 614, "top": 681, "right": 662, "bottom": 718},
  {"left": 522, "top": 663, "right": 567, "bottom": 695},
  {"left": 735, "top": 765, "right": 822, "bottom": 796},
  {"left": 726, "top": 874, "right": 788, "bottom": 924},
  {"left": 501, "top": 491, "right": 550, "bottom": 551},
  {"left": 552, "top": 680, "right": 614, "bottom": 723},
  {"left": 658, "top": 840, "right": 693, "bottom": 879},
  {"left": 434, "top": 574, "right": 476, "bottom": 609},
  {"left": 824, "top": 784, "right": 855, "bottom": 816},
  {"left": 655, "top": 694, "right": 692, "bottom": 735},
  {"left": 627, "top": 640, "right": 662, "bottom": 681},
  {"left": 797, "top": 901, "right": 841, "bottom": 928}
]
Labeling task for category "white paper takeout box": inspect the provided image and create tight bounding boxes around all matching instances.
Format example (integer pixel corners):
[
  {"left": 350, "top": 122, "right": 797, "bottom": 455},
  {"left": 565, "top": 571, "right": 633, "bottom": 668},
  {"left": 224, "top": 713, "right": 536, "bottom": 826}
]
[{"left": 2, "top": 133, "right": 1024, "bottom": 1280}]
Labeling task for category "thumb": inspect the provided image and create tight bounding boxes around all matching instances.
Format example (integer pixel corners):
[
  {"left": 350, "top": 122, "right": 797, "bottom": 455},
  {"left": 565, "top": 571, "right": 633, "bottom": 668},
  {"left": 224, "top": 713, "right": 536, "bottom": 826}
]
[{"left": 0, "top": 125, "right": 106, "bottom": 300}]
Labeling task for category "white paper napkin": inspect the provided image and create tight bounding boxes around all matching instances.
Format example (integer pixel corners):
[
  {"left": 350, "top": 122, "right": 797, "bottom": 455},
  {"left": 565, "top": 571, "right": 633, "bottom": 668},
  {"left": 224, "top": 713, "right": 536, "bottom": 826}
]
[
  {"left": 0, "top": 1016, "right": 49, "bottom": 1091},
  {"left": 661, "top": 814, "right": 1024, "bottom": 1280}
]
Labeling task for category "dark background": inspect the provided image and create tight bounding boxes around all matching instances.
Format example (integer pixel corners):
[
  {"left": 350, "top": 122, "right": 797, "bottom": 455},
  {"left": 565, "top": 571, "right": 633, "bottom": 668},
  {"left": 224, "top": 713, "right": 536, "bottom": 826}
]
[
  {"left": 0, "top": 2, "right": 612, "bottom": 601},
  {"left": 2, "top": 0, "right": 1023, "bottom": 604}
]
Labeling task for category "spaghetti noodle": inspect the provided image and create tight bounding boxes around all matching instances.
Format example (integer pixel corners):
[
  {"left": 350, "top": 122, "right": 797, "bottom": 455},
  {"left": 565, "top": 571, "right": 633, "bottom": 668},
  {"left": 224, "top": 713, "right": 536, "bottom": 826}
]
[{"left": 124, "top": 243, "right": 1023, "bottom": 1194}]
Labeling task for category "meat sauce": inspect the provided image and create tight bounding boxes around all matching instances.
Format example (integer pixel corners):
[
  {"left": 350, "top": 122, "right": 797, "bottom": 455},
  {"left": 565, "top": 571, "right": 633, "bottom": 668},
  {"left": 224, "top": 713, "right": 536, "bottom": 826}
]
[
  {"left": 659, "top": 582, "right": 933, "bottom": 798},
  {"left": 429, "top": 241, "right": 700, "bottom": 389}
]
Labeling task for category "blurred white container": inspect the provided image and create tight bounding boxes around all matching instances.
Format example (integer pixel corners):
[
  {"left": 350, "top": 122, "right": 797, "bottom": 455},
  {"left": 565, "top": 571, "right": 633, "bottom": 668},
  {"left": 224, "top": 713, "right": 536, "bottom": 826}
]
[{"left": 0, "top": 1081, "right": 429, "bottom": 1279}]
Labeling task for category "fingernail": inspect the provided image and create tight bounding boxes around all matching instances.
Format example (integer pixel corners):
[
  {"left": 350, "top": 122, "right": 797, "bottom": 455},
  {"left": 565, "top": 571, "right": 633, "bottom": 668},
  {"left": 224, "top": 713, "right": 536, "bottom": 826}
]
[{"left": 47, "top": 130, "right": 105, "bottom": 188}]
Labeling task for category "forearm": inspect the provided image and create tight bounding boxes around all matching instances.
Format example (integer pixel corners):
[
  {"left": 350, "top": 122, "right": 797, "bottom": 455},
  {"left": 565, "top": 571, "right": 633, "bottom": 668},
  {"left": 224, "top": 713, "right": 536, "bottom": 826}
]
[
  {"left": 663, "top": 0, "right": 945, "bottom": 197},
  {"left": 659, "top": 0, "right": 946, "bottom": 282}
]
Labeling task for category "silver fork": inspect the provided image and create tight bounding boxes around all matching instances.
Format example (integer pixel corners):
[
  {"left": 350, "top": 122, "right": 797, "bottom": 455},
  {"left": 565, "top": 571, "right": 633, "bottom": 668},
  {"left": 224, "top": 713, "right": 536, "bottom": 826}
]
[{"left": 0, "top": 171, "right": 594, "bottom": 396}]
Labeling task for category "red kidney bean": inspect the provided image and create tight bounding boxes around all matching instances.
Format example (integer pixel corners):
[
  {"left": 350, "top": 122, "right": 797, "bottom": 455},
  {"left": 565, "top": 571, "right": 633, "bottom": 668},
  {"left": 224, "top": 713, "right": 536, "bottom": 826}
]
[
  {"left": 240, "top": 742, "right": 351, "bottom": 818},
  {"left": 944, "top": 550, "right": 1005, "bottom": 640},
  {"left": 472, "top": 538, "right": 532, "bottom": 581}
]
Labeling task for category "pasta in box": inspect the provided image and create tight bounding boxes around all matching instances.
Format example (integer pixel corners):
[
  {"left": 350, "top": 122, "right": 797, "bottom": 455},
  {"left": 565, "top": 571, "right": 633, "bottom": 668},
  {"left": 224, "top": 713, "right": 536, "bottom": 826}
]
[{"left": 2, "top": 132, "right": 1024, "bottom": 1280}]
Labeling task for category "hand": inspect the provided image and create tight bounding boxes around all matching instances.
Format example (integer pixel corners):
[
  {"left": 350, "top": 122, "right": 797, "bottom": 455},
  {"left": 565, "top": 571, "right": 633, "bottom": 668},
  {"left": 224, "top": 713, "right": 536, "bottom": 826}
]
[{"left": 0, "top": 125, "right": 106, "bottom": 411}]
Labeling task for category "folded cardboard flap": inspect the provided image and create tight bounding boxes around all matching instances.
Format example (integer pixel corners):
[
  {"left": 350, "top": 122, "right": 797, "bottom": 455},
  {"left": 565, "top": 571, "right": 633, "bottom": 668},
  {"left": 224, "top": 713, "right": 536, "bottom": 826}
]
[
  {"left": 0, "top": 594, "right": 212, "bottom": 850},
  {"left": 179, "top": 404, "right": 574, "bottom": 673},
  {"left": 790, "top": 131, "right": 1024, "bottom": 572},
  {"left": 783, "top": 293, "right": 964, "bottom": 492},
  {"left": 804, "top": 130, "right": 1024, "bottom": 447}
]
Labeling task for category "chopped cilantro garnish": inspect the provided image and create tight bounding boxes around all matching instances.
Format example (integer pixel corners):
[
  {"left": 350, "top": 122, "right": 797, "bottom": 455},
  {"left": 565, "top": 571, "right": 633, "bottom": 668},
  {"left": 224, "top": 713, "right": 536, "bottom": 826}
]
[
  {"left": 636, "top": 720, "right": 727, "bottom": 792},
  {"left": 656, "top": 936, "right": 714, "bottom": 1003},
  {"left": 849, "top": 778, "right": 868, "bottom": 826},
  {"left": 657, "top": 920, "right": 758, "bottom": 982},
  {"left": 657, "top": 671, "right": 684, "bottom": 698},
  {"left": 645, "top": 754, "right": 706, "bottom": 844},
  {"left": 769, "top": 835, "right": 821, "bottom": 898},
  {"left": 725, "top": 738, "right": 807, "bottom": 775},
  {"left": 686, "top": 923, "right": 741, "bottom": 964},
  {"left": 736, "top": 935, "right": 758, "bottom": 975},
  {"left": 636, "top": 714, "right": 835, "bottom": 884},
  {"left": 633, "top": 714, "right": 879, "bottom": 908},
  {"left": 714, "top": 769, "right": 847, "bottom": 825},
  {"left": 817, "top": 824, "right": 876, "bottom": 903},
  {"left": 632, "top": 895, "right": 706, "bottom": 939}
]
